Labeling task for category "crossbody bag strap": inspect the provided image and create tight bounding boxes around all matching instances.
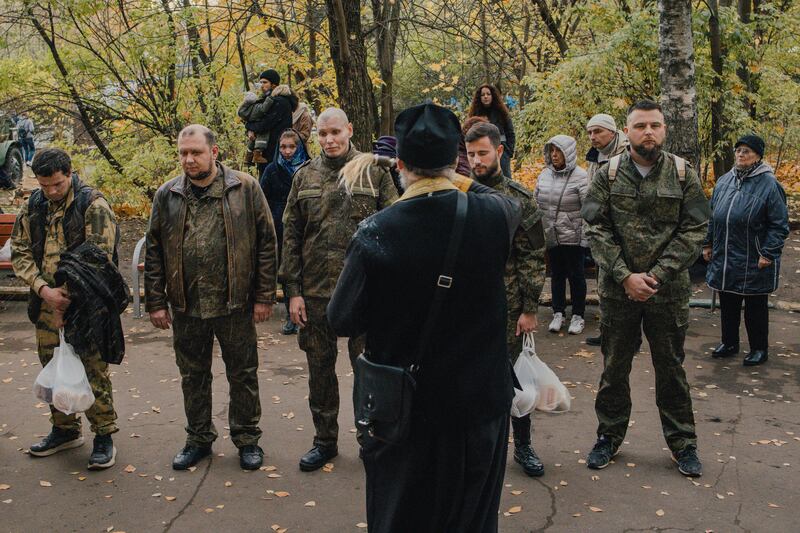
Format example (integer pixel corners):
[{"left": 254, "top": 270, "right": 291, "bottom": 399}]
[{"left": 411, "top": 190, "right": 468, "bottom": 372}]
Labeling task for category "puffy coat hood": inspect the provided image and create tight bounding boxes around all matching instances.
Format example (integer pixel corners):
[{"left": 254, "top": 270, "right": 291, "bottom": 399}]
[{"left": 544, "top": 135, "right": 578, "bottom": 174}]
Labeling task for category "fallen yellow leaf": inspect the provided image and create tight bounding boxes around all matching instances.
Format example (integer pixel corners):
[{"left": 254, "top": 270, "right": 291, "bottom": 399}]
[
  {"left": 165, "top": 496, "right": 176, "bottom": 501},
  {"left": 123, "top": 465, "right": 136, "bottom": 473},
  {"left": 275, "top": 491, "right": 290, "bottom": 498},
  {"left": 39, "top": 480, "right": 52, "bottom": 487},
  {"left": 768, "top": 503, "right": 781, "bottom": 508},
  {"left": 224, "top": 481, "right": 232, "bottom": 487},
  {"left": 0, "top": 484, "right": 9, "bottom": 490},
  {"left": 656, "top": 509, "right": 665, "bottom": 517},
  {"left": 305, "top": 500, "right": 316, "bottom": 507},
  {"left": 589, "top": 506, "right": 603, "bottom": 512},
  {"left": 510, "top": 490, "right": 523, "bottom": 495},
  {"left": 508, "top": 506, "right": 522, "bottom": 514}
]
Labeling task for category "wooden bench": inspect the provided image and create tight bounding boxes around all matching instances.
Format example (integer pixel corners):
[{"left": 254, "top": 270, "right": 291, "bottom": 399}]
[
  {"left": 130, "top": 236, "right": 285, "bottom": 319},
  {"left": 0, "top": 213, "right": 17, "bottom": 273}
]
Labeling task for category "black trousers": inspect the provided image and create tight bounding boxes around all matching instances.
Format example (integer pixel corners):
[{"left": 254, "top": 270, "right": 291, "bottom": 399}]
[
  {"left": 549, "top": 245, "right": 587, "bottom": 317},
  {"left": 718, "top": 291, "right": 769, "bottom": 351},
  {"left": 362, "top": 414, "right": 508, "bottom": 533}
]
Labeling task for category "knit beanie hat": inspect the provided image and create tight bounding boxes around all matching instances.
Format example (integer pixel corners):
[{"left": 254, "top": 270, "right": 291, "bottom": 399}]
[
  {"left": 734, "top": 134, "right": 765, "bottom": 158},
  {"left": 586, "top": 113, "right": 617, "bottom": 132},
  {"left": 259, "top": 69, "right": 280, "bottom": 85}
]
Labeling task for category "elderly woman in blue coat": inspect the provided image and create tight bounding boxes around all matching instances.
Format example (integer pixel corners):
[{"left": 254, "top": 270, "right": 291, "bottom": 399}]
[{"left": 704, "top": 134, "right": 790, "bottom": 366}]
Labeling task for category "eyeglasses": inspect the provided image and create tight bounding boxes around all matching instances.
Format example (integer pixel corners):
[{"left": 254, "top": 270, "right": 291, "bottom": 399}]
[{"left": 734, "top": 147, "right": 754, "bottom": 155}]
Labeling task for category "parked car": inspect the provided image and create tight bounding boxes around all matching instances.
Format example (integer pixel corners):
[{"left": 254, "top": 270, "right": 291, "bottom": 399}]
[{"left": 0, "top": 114, "right": 24, "bottom": 189}]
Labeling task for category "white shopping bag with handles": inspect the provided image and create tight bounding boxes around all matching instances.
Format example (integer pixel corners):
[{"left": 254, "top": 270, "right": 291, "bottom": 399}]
[
  {"left": 34, "top": 329, "right": 95, "bottom": 415},
  {"left": 511, "top": 333, "right": 539, "bottom": 418}
]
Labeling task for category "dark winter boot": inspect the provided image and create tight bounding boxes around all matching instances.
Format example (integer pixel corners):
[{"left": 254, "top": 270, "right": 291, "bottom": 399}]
[{"left": 511, "top": 416, "right": 544, "bottom": 477}]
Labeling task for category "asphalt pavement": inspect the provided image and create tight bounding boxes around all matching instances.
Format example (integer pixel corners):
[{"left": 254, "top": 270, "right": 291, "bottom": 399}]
[{"left": 0, "top": 301, "right": 797, "bottom": 532}]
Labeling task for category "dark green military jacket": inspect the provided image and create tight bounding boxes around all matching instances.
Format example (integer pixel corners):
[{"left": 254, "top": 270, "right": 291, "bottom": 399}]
[
  {"left": 582, "top": 151, "right": 710, "bottom": 303},
  {"left": 476, "top": 172, "right": 546, "bottom": 314},
  {"left": 279, "top": 146, "right": 398, "bottom": 299}
]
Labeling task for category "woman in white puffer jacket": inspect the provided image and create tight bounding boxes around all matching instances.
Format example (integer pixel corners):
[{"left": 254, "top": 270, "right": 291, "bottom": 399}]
[{"left": 534, "top": 135, "right": 590, "bottom": 334}]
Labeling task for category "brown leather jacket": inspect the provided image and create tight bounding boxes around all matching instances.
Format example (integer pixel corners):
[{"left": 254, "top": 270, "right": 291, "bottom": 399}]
[{"left": 144, "top": 164, "right": 278, "bottom": 314}]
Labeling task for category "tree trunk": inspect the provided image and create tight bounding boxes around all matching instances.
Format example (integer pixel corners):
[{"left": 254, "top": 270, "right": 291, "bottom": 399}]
[
  {"left": 373, "top": 0, "right": 401, "bottom": 136},
  {"left": 326, "top": 0, "right": 378, "bottom": 150},
  {"left": 658, "top": 0, "right": 700, "bottom": 167},
  {"left": 709, "top": 0, "right": 734, "bottom": 179},
  {"left": 533, "top": 0, "right": 569, "bottom": 58},
  {"left": 480, "top": 8, "right": 491, "bottom": 82},
  {"left": 28, "top": 8, "right": 123, "bottom": 174},
  {"left": 736, "top": 0, "right": 756, "bottom": 117}
]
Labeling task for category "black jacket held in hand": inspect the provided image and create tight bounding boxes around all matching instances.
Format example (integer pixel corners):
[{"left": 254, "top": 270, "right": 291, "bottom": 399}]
[{"left": 55, "top": 242, "right": 130, "bottom": 364}]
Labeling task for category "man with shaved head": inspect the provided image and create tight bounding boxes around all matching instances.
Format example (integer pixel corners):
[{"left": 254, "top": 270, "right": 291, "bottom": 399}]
[
  {"left": 145, "top": 124, "right": 278, "bottom": 471},
  {"left": 280, "top": 108, "right": 398, "bottom": 471}
]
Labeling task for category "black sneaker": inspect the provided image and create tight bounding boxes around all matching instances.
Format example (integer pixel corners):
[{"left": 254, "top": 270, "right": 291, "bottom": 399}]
[
  {"left": 299, "top": 445, "right": 338, "bottom": 472},
  {"left": 88, "top": 434, "right": 117, "bottom": 470},
  {"left": 29, "top": 428, "right": 84, "bottom": 457},
  {"left": 586, "top": 436, "right": 618, "bottom": 470},
  {"left": 513, "top": 444, "right": 544, "bottom": 477},
  {"left": 172, "top": 444, "right": 212, "bottom": 470},
  {"left": 281, "top": 319, "right": 298, "bottom": 335},
  {"left": 239, "top": 444, "right": 264, "bottom": 470},
  {"left": 672, "top": 446, "right": 702, "bottom": 477}
]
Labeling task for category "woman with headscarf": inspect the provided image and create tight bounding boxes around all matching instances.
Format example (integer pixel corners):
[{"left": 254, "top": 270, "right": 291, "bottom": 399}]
[
  {"left": 704, "top": 134, "right": 789, "bottom": 366},
  {"left": 534, "top": 135, "right": 590, "bottom": 335},
  {"left": 261, "top": 129, "right": 310, "bottom": 335},
  {"left": 468, "top": 84, "right": 515, "bottom": 177}
]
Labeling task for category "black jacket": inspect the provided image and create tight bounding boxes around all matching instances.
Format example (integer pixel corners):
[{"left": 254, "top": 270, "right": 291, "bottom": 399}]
[
  {"left": 247, "top": 94, "right": 293, "bottom": 163},
  {"left": 54, "top": 242, "right": 130, "bottom": 364},
  {"left": 328, "top": 186, "right": 521, "bottom": 426}
]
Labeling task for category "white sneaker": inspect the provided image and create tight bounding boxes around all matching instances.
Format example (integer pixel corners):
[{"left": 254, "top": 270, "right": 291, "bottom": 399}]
[
  {"left": 568, "top": 314, "right": 585, "bottom": 335},
  {"left": 548, "top": 312, "right": 564, "bottom": 332}
]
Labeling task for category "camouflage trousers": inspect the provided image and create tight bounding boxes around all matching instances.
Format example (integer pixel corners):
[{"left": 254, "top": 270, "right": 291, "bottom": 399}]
[
  {"left": 506, "top": 306, "right": 533, "bottom": 444},
  {"left": 35, "top": 307, "right": 118, "bottom": 436},
  {"left": 596, "top": 298, "right": 697, "bottom": 453},
  {"left": 298, "top": 297, "right": 364, "bottom": 448},
  {"left": 172, "top": 310, "right": 262, "bottom": 448}
]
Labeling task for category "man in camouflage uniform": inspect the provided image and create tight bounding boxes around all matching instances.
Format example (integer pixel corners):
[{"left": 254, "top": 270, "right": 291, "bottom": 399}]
[
  {"left": 11, "top": 148, "right": 120, "bottom": 470},
  {"left": 581, "top": 100, "right": 710, "bottom": 477},
  {"left": 280, "top": 108, "right": 398, "bottom": 471},
  {"left": 145, "top": 125, "right": 278, "bottom": 471},
  {"left": 464, "top": 122, "right": 547, "bottom": 477}
]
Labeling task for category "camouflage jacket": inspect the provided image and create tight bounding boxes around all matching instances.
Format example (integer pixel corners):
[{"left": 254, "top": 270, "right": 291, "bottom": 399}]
[
  {"left": 11, "top": 181, "right": 117, "bottom": 298},
  {"left": 581, "top": 150, "right": 710, "bottom": 303},
  {"left": 476, "top": 171, "right": 546, "bottom": 314},
  {"left": 279, "top": 146, "right": 398, "bottom": 299}
]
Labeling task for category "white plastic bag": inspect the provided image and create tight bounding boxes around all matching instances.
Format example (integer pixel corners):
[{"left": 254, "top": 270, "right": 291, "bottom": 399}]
[
  {"left": 33, "top": 350, "right": 58, "bottom": 404},
  {"left": 38, "top": 330, "right": 95, "bottom": 415},
  {"left": 511, "top": 333, "right": 539, "bottom": 418},
  {"left": 531, "top": 342, "right": 571, "bottom": 413},
  {"left": 0, "top": 239, "right": 11, "bottom": 262}
]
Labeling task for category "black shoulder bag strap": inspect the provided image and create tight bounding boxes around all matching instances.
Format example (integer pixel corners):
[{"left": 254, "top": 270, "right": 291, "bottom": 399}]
[{"left": 410, "top": 189, "right": 468, "bottom": 373}]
